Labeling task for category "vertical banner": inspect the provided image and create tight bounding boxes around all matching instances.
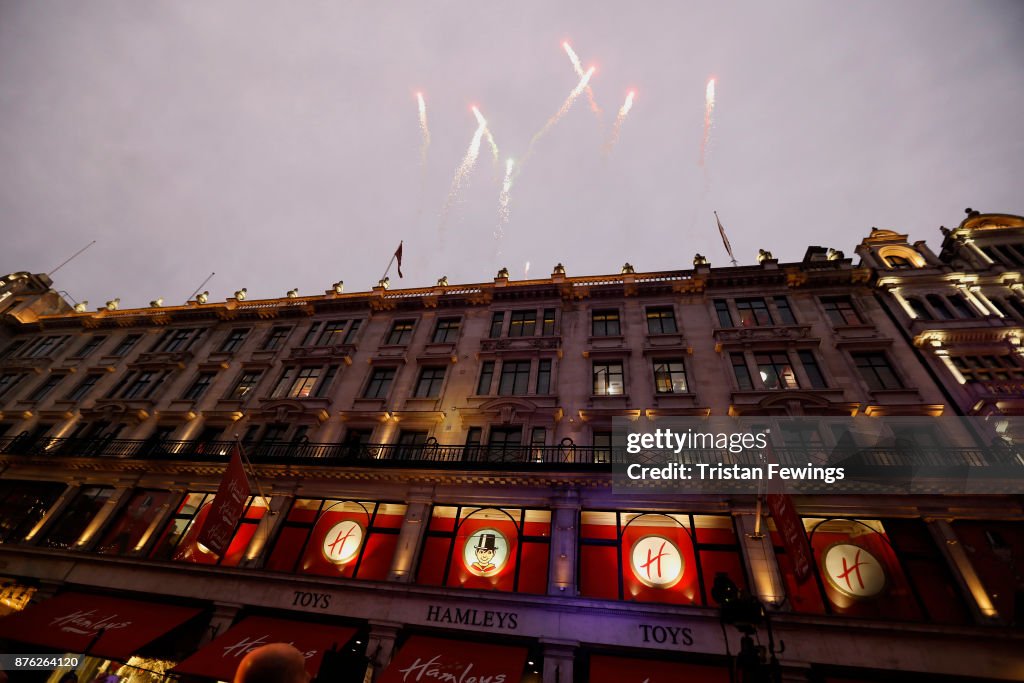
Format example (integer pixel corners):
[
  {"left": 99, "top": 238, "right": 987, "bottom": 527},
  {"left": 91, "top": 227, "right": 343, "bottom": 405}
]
[
  {"left": 766, "top": 493, "right": 813, "bottom": 584},
  {"left": 197, "top": 446, "right": 251, "bottom": 556}
]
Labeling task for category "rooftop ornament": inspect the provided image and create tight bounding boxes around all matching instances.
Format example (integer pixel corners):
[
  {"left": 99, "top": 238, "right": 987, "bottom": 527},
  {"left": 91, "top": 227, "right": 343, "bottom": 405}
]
[
  {"left": 149, "top": 298, "right": 163, "bottom": 308},
  {"left": 286, "top": 288, "right": 299, "bottom": 298},
  {"left": 436, "top": 276, "right": 448, "bottom": 287},
  {"left": 621, "top": 262, "right": 635, "bottom": 274},
  {"left": 196, "top": 291, "right": 209, "bottom": 304},
  {"left": 104, "top": 298, "right": 120, "bottom": 311},
  {"left": 757, "top": 249, "right": 774, "bottom": 264},
  {"left": 553, "top": 263, "right": 566, "bottom": 275},
  {"left": 234, "top": 288, "right": 247, "bottom": 300},
  {"left": 496, "top": 267, "right": 510, "bottom": 279},
  {"left": 377, "top": 277, "right": 390, "bottom": 290},
  {"left": 693, "top": 253, "right": 709, "bottom": 266},
  {"left": 331, "top": 281, "right": 344, "bottom": 294},
  {"left": 73, "top": 301, "right": 89, "bottom": 313},
  {"left": 826, "top": 248, "right": 844, "bottom": 261}
]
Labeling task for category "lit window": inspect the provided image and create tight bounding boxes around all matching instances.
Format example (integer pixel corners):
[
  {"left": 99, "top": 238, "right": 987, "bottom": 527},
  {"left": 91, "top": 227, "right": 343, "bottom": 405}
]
[
  {"left": 593, "top": 362, "right": 624, "bottom": 395},
  {"left": 653, "top": 360, "right": 688, "bottom": 393}
]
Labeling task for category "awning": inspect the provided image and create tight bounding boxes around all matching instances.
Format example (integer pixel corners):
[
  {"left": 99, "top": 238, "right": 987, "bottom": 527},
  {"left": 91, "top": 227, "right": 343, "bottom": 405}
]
[
  {"left": 378, "top": 635, "right": 527, "bottom": 683},
  {"left": 0, "top": 591, "right": 202, "bottom": 660},
  {"left": 174, "top": 615, "right": 356, "bottom": 681},
  {"left": 589, "top": 654, "right": 730, "bottom": 683}
]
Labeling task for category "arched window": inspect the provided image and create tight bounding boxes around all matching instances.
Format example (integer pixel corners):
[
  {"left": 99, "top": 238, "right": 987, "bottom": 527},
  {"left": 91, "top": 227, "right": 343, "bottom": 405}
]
[
  {"left": 885, "top": 255, "right": 914, "bottom": 270},
  {"left": 906, "top": 297, "right": 930, "bottom": 320},
  {"left": 926, "top": 294, "right": 953, "bottom": 320},
  {"left": 1007, "top": 296, "right": 1024, "bottom": 321}
]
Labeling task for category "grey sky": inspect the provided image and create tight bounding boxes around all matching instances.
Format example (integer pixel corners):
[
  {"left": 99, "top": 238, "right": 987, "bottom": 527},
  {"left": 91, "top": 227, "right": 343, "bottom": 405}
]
[{"left": 1, "top": 1, "right": 1021, "bottom": 309}]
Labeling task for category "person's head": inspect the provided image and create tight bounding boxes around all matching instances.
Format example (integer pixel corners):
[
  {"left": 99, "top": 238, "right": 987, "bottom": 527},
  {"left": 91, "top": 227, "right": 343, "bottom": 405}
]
[{"left": 234, "top": 643, "right": 310, "bottom": 683}]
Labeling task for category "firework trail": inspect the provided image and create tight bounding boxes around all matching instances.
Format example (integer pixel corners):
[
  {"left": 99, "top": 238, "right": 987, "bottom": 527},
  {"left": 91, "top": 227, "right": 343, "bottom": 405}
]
[
  {"left": 521, "top": 66, "right": 596, "bottom": 168},
  {"left": 439, "top": 108, "right": 487, "bottom": 232},
  {"left": 416, "top": 92, "right": 430, "bottom": 167},
  {"left": 602, "top": 90, "right": 635, "bottom": 157},
  {"left": 699, "top": 77, "right": 716, "bottom": 167},
  {"left": 524, "top": 261, "right": 531, "bottom": 279},
  {"left": 563, "top": 41, "right": 602, "bottom": 121},
  {"left": 495, "top": 158, "right": 515, "bottom": 245}
]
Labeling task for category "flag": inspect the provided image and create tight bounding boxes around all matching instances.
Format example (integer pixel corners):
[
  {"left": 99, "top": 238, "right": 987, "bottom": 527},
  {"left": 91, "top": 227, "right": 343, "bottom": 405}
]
[
  {"left": 394, "top": 241, "right": 404, "bottom": 278},
  {"left": 715, "top": 211, "right": 737, "bottom": 265},
  {"left": 196, "top": 444, "right": 251, "bottom": 556}
]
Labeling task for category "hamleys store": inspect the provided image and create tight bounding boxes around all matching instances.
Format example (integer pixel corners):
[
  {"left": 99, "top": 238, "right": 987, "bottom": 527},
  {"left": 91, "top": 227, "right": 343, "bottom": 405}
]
[{"left": 0, "top": 475, "right": 1022, "bottom": 682}]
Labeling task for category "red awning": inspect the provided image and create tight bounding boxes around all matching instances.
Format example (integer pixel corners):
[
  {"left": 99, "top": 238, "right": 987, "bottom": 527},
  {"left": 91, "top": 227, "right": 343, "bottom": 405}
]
[
  {"left": 378, "top": 635, "right": 526, "bottom": 683},
  {"left": 0, "top": 591, "right": 202, "bottom": 660},
  {"left": 174, "top": 615, "right": 356, "bottom": 681},
  {"left": 589, "top": 654, "right": 730, "bottom": 683}
]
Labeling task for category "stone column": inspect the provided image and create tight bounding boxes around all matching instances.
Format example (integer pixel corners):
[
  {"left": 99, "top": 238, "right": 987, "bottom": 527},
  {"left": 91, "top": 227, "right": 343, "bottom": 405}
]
[
  {"left": 23, "top": 482, "right": 82, "bottom": 544},
  {"left": 239, "top": 492, "right": 294, "bottom": 568},
  {"left": 541, "top": 640, "right": 576, "bottom": 683},
  {"left": 927, "top": 518, "right": 1001, "bottom": 624},
  {"left": 198, "top": 601, "right": 243, "bottom": 647},
  {"left": 366, "top": 620, "right": 402, "bottom": 681},
  {"left": 389, "top": 487, "right": 432, "bottom": 583},
  {"left": 735, "top": 511, "right": 787, "bottom": 609},
  {"left": 548, "top": 489, "right": 579, "bottom": 596},
  {"left": 131, "top": 486, "right": 186, "bottom": 558}
]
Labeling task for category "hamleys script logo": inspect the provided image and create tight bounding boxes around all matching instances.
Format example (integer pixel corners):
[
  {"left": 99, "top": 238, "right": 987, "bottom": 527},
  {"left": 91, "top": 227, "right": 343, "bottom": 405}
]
[
  {"left": 397, "top": 654, "right": 507, "bottom": 683},
  {"left": 630, "top": 535, "right": 684, "bottom": 589},
  {"left": 321, "top": 520, "right": 364, "bottom": 564},
  {"left": 823, "top": 543, "right": 886, "bottom": 599},
  {"left": 49, "top": 609, "right": 132, "bottom": 637}
]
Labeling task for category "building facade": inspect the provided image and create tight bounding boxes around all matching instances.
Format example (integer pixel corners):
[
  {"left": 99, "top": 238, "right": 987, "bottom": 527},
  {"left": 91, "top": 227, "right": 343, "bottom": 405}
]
[{"left": 0, "top": 211, "right": 1022, "bottom": 682}]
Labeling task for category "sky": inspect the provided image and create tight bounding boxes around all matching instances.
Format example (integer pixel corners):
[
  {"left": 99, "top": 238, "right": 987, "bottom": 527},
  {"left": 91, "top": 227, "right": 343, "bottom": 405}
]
[{"left": 1, "top": 1, "right": 1022, "bottom": 309}]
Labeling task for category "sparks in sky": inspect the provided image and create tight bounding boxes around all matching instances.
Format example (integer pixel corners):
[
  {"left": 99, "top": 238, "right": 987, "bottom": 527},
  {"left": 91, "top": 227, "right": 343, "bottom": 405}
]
[
  {"left": 699, "top": 77, "right": 716, "bottom": 167},
  {"left": 563, "top": 41, "right": 602, "bottom": 121},
  {"left": 523, "top": 65, "right": 596, "bottom": 167},
  {"left": 440, "top": 109, "right": 487, "bottom": 232},
  {"left": 524, "top": 261, "right": 531, "bottom": 279},
  {"left": 416, "top": 92, "right": 430, "bottom": 167},
  {"left": 603, "top": 90, "right": 635, "bottom": 156},
  {"left": 496, "top": 158, "right": 515, "bottom": 243}
]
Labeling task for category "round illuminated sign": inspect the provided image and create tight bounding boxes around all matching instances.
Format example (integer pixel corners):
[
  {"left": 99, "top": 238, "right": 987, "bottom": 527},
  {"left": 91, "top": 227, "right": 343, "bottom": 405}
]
[
  {"left": 462, "top": 528, "right": 509, "bottom": 577},
  {"left": 321, "top": 520, "right": 364, "bottom": 564},
  {"left": 630, "top": 535, "right": 684, "bottom": 588},
  {"left": 823, "top": 543, "right": 886, "bottom": 599}
]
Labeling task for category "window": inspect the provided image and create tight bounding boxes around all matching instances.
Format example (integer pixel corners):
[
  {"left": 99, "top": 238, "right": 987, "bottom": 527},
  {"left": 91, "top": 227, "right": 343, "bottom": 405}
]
[
  {"left": 541, "top": 309, "right": 556, "bottom": 336},
  {"left": 0, "top": 480, "right": 64, "bottom": 544},
  {"left": 0, "top": 340, "right": 26, "bottom": 360},
  {"left": 731, "top": 353, "right": 753, "bottom": 391},
  {"left": 161, "top": 328, "right": 201, "bottom": 352},
  {"left": 432, "top": 317, "right": 461, "bottom": 343},
  {"left": 111, "top": 334, "right": 142, "bottom": 357},
  {"left": 852, "top": 352, "right": 903, "bottom": 390},
  {"left": 219, "top": 328, "right": 250, "bottom": 353},
  {"left": 265, "top": 499, "right": 406, "bottom": 581},
  {"left": 65, "top": 373, "right": 102, "bottom": 401},
  {"left": 593, "top": 361, "right": 624, "bottom": 395},
  {"left": 536, "top": 359, "right": 552, "bottom": 394},
  {"left": 653, "top": 360, "right": 688, "bottom": 393},
  {"left": 1007, "top": 297, "right": 1024, "bottom": 321},
  {"left": 386, "top": 320, "right": 415, "bottom": 345},
  {"left": 414, "top": 366, "right": 446, "bottom": 398},
  {"left": 774, "top": 296, "right": 796, "bottom": 325},
  {"left": 950, "top": 355, "right": 1024, "bottom": 383},
  {"left": 317, "top": 321, "right": 348, "bottom": 346},
  {"left": 508, "top": 310, "right": 537, "bottom": 337},
  {"left": 73, "top": 335, "right": 107, "bottom": 358},
  {"left": 925, "top": 294, "right": 953, "bottom": 320},
  {"left": 301, "top": 322, "right": 322, "bottom": 346},
  {"left": 593, "top": 431, "right": 612, "bottom": 464},
  {"left": 499, "top": 360, "right": 530, "bottom": 396},
  {"left": 530, "top": 427, "right": 546, "bottom": 461},
  {"left": 714, "top": 300, "right": 733, "bottom": 327},
  {"left": 798, "top": 350, "right": 828, "bottom": 389},
  {"left": 477, "top": 361, "right": 495, "bottom": 395},
  {"left": 646, "top": 307, "right": 677, "bottom": 334},
  {"left": 343, "top": 319, "right": 362, "bottom": 344},
  {"left": 262, "top": 326, "right": 292, "bottom": 350},
  {"left": 120, "top": 370, "right": 165, "bottom": 399},
  {"left": 396, "top": 430, "right": 429, "bottom": 460},
  {"left": 364, "top": 367, "right": 396, "bottom": 399},
  {"left": 28, "top": 373, "right": 66, "bottom": 402},
  {"left": 488, "top": 427, "right": 522, "bottom": 452},
  {"left": 821, "top": 296, "right": 862, "bottom": 326},
  {"left": 885, "top": 255, "right": 915, "bottom": 269},
  {"left": 952, "top": 521, "right": 1024, "bottom": 624},
  {"left": 756, "top": 352, "right": 799, "bottom": 389},
  {"left": 580, "top": 511, "right": 746, "bottom": 606},
  {"left": 416, "top": 506, "right": 551, "bottom": 594},
  {"left": 272, "top": 365, "right": 339, "bottom": 399},
  {"left": 228, "top": 371, "right": 263, "bottom": 399},
  {"left": 947, "top": 294, "right": 977, "bottom": 319},
  {"left": 982, "top": 244, "right": 1024, "bottom": 268},
  {"left": 463, "top": 427, "right": 483, "bottom": 460},
  {"left": 489, "top": 312, "right": 505, "bottom": 338},
  {"left": 42, "top": 486, "right": 114, "bottom": 550},
  {"left": 906, "top": 297, "right": 930, "bottom": 319},
  {"left": 95, "top": 490, "right": 176, "bottom": 556},
  {"left": 736, "top": 298, "right": 772, "bottom": 326},
  {"left": 25, "top": 336, "right": 69, "bottom": 359},
  {"left": 592, "top": 310, "right": 621, "bottom": 336},
  {"left": 150, "top": 492, "right": 267, "bottom": 567}
]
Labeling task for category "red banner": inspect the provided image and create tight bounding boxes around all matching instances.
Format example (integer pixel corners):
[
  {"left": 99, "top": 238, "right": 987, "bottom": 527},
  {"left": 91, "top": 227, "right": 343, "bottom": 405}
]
[
  {"left": 378, "top": 636, "right": 526, "bottom": 683},
  {"left": 766, "top": 493, "right": 813, "bottom": 584},
  {"left": 590, "top": 654, "right": 729, "bottom": 683},
  {"left": 197, "top": 445, "right": 251, "bottom": 556}
]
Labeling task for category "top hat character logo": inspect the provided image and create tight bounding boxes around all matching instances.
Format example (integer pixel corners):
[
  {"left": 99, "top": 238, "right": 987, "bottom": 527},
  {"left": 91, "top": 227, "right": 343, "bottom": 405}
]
[{"left": 464, "top": 528, "right": 508, "bottom": 576}]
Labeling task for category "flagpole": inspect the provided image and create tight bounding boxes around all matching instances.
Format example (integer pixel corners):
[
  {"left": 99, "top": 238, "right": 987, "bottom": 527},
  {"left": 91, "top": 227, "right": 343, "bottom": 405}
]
[{"left": 381, "top": 240, "right": 403, "bottom": 282}]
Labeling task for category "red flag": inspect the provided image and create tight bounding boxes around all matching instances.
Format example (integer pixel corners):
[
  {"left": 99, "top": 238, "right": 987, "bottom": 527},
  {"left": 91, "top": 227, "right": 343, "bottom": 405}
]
[
  {"left": 715, "top": 211, "right": 737, "bottom": 265},
  {"left": 196, "top": 445, "right": 251, "bottom": 556},
  {"left": 394, "top": 241, "right": 404, "bottom": 278}
]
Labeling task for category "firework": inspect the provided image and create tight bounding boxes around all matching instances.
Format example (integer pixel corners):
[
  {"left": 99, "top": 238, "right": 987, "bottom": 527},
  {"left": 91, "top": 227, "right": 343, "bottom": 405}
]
[
  {"left": 602, "top": 90, "right": 635, "bottom": 156},
  {"left": 439, "top": 109, "right": 487, "bottom": 231},
  {"left": 416, "top": 92, "right": 430, "bottom": 166},
  {"left": 495, "top": 158, "right": 515, "bottom": 243},
  {"left": 699, "top": 77, "right": 716, "bottom": 166},
  {"left": 524, "top": 261, "right": 531, "bottom": 278},
  {"left": 563, "top": 41, "right": 602, "bottom": 121},
  {"left": 522, "top": 66, "right": 596, "bottom": 166}
]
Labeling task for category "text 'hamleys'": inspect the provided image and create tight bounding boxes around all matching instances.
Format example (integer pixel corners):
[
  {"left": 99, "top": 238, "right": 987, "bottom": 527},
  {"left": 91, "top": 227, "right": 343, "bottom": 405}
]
[
  {"left": 49, "top": 609, "right": 132, "bottom": 636},
  {"left": 222, "top": 634, "right": 316, "bottom": 660},
  {"left": 398, "top": 655, "right": 507, "bottom": 683}
]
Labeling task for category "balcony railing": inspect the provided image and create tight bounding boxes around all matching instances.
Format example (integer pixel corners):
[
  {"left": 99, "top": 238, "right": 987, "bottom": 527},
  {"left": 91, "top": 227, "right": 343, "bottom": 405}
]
[{"left": 0, "top": 434, "right": 1018, "bottom": 470}]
